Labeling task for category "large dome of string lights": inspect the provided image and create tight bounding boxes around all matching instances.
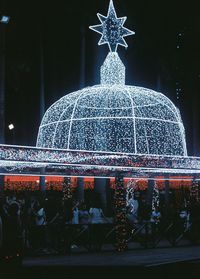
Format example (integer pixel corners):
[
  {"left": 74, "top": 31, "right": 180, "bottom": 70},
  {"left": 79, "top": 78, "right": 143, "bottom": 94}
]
[{"left": 37, "top": 0, "right": 187, "bottom": 156}]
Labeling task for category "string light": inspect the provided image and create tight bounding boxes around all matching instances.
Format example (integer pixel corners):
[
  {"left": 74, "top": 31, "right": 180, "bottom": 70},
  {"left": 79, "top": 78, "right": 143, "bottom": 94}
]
[
  {"left": 101, "top": 52, "right": 125, "bottom": 85},
  {"left": 126, "top": 180, "right": 136, "bottom": 212},
  {"left": 190, "top": 180, "right": 200, "bottom": 201},
  {"left": 63, "top": 178, "right": 73, "bottom": 201},
  {"left": 89, "top": 0, "right": 134, "bottom": 52},
  {"left": 37, "top": 0, "right": 187, "bottom": 158},
  {"left": 0, "top": 0, "right": 199, "bottom": 253},
  {"left": 152, "top": 182, "right": 160, "bottom": 212},
  {"left": 37, "top": 70, "right": 187, "bottom": 156},
  {"left": 0, "top": 1, "right": 196, "bottom": 178},
  {"left": 1, "top": 144, "right": 200, "bottom": 177},
  {"left": 114, "top": 174, "right": 128, "bottom": 252}
]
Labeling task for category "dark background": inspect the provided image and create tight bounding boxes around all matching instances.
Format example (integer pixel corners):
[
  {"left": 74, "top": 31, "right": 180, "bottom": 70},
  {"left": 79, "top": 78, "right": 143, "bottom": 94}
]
[{"left": 1, "top": 0, "right": 200, "bottom": 156}]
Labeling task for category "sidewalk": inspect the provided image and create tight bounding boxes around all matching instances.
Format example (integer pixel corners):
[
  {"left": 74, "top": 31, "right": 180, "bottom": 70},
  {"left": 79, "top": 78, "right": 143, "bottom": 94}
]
[
  {"left": 2, "top": 245, "right": 200, "bottom": 279},
  {"left": 23, "top": 244, "right": 200, "bottom": 267}
]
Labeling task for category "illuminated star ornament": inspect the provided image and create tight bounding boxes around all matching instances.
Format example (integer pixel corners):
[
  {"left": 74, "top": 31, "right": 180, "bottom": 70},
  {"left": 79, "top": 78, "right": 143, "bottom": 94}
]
[{"left": 89, "top": 0, "right": 135, "bottom": 52}]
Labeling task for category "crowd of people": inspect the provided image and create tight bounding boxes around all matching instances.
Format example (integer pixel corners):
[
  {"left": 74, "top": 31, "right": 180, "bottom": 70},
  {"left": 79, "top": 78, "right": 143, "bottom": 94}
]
[
  {"left": 1, "top": 189, "right": 200, "bottom": 261},
  {"left": 0, "top": 191, "right": 114, "bottom": 258}
]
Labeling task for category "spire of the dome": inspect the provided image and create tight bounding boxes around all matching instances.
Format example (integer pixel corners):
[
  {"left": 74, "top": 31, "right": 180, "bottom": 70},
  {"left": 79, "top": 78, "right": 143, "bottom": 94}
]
[
  {"left": 100, "top": 52, "right": 125, "bottom": 85},
  {"left": 89, "top": 0, "right": 135, "bottom": 52}
]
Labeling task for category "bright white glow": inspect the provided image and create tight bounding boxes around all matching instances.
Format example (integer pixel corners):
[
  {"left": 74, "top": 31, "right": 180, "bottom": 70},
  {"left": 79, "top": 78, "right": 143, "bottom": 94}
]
[
  {"left": 36, "top": 0, "right": 187, "bottom": 157},
  {"left": 101, "top": 52, "right": 125, "bottom": 85},
  {"left": 37, "top": 81, "right": 187, "bottom": 156},
  {"left": 0, "top": 1, "right": 195, "bottom": 181},
  {"left": 89, "top": 0, "right": 134, "bottom": 52},
  {"left": 0, "top": 145, "right": 198, "bottom": 178},
  {"left": 8, "top": 124, "right": 14, "bottom": 130},
  {"left": 0, "top": 142, "right": 200, "bottom": 177},
  {"left": 2, "top": 160, "right": 200, "bottom": 175}
]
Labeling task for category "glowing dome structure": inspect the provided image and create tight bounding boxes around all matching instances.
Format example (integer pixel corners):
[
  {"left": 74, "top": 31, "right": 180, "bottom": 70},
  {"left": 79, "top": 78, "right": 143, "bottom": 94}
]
[{"left": 36, "top": 0, "right": 187, "bottom": 157}]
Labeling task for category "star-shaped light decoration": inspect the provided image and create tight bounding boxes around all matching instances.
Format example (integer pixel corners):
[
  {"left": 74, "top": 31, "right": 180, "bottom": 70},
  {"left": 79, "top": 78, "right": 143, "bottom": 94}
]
[{"left": 89, "top": 0, "right": 135, "bottom": 52}]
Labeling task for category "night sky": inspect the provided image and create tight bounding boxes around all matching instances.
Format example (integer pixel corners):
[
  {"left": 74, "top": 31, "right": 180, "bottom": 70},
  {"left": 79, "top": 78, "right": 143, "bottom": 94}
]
[{"left": 1, "top": 0, "right": 200, "bottom": 155}]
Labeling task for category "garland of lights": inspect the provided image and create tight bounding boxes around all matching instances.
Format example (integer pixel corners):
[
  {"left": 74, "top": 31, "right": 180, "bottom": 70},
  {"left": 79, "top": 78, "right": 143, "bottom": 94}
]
[
  {"left": 62, "top": 178, "right": 73, "bottom": 201},
  {"left": 152, "top": 182, "right": 160, "bottom": 212},
  {"left": 1, "top": 145, "right": 199, "bottom": 169},
  {"left": 126, "top": 180, "right": 136, "bottom": 212},
  {"left": 1, "top": 145, "right": 200, "bottom": 178},
  {"left": 190, "top": 179, "right": 200, "bottom": 201},
  {"left": 114, "top": 174, "right": 128, "bottom": 252}
]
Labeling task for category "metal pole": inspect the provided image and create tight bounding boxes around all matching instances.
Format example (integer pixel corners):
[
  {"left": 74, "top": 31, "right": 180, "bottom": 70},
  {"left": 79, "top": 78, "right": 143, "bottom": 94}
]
[
  {"left": 164, "top": 174, "right": 170, "bottom": 207},
  {"left": 39, "top": 25, "right": 45, "bottom": 121},
  {"left": 0, "top": 16, "right": 8, "bottom": 193},
  {"left": 80, "top": 24, "right": 86, "bottom": 89},
  {"left": 77, "top": 177, "right": 84, "bottom": 202},
  {"left": 94, "top": 178, "right": 107, "bottom": 212},
  {"left": 0, "top": 23, "right": 5, "bottom": 144},
  {"left": 147, "top": 178, "right": 155, "bottom": 207},
  {"left": 38, "top": 19, "right": 46, "bottom": 192}
]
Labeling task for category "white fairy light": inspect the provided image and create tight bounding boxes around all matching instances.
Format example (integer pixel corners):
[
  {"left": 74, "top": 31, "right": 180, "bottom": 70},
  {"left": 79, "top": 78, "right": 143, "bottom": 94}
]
[
  {"left": 89, "top": 0, "right": 135, "bottom": 52},
  {"left": 0, "top": 145, "right": 200, "bottom": 177},
  {"left": 37, "top": 79, "right": 187, "bottom": 156},
  {"left": 126, "top": 180, "right": 137, "bottom": 213},
  {"left": 36, "top": 0, "right": 187, "bottom": 157},
  {"left": 101, "top": 52, "right": 125, "bottom": 85},
  {"left": 152, "top": 182, "right": 160, "bottom": 212},
  {"left": 0, "top": 0, "right": 194, "bottom": 179}
]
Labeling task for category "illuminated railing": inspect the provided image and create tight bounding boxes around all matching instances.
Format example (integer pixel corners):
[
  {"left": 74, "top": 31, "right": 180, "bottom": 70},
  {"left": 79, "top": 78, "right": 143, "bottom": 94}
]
[{"left": 1, "top": 144, "right": 200, "bottom": 177}]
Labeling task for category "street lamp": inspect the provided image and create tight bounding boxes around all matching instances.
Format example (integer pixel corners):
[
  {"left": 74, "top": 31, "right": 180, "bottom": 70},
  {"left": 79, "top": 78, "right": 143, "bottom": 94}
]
[
  {"left": 0, "top": 14, "right": 10, "bottom": 191},
  {"left": 0, "top": 14, "right": 10, "bottom": 144},
  {"left": 0, "top": 15, "right": 10, "bottom": 24},
  {"left": 8, "top": 123, "right": 15, "bottom": 144},
  {"left": 8, "top": 123, "right": 14, "bottom": 130}
]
